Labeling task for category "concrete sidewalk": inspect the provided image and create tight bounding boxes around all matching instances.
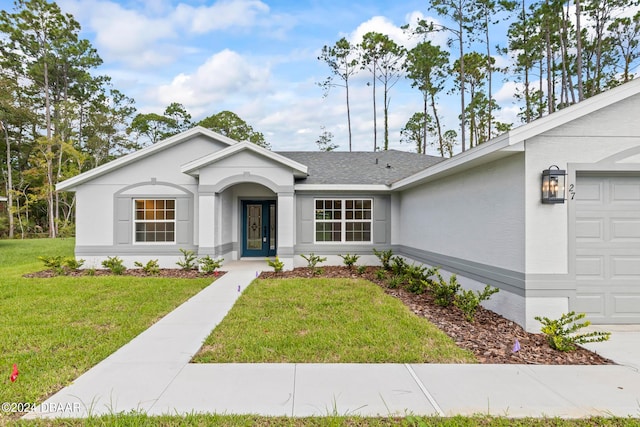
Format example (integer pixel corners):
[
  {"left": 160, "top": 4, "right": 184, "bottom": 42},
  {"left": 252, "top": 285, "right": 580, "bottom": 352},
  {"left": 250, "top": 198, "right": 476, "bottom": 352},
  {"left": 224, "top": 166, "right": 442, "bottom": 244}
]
[{"left": 25, "top": 262, "right": 640, "bottom": 419}]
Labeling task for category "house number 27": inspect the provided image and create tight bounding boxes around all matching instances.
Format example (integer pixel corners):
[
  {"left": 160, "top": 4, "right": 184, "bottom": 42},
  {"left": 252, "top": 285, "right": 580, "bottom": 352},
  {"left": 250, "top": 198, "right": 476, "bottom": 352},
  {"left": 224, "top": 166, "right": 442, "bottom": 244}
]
[{"left": 569, "top": 184, "right": 575, "bottom": 200}]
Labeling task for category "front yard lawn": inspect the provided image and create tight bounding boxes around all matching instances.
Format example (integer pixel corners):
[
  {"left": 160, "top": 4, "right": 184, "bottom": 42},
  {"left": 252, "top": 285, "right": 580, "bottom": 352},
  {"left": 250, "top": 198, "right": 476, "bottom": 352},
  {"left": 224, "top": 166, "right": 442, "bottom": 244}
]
[
  {"left": 0, "top": 239, "right": 212, "bottom": 415},
  {"left": 193, "top": 277, "right": 476, "bottom": 363}
]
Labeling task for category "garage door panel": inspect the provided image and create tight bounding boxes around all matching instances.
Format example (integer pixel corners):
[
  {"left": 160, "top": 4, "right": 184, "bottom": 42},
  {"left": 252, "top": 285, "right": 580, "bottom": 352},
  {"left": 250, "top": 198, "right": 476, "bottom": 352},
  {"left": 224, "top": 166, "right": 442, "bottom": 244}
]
[
  {"left": 575, "top": 256, "right": 604, "bottom": 279},
  {"left": 611, "top": 256, "right": 640, "bottom": 278},
  {"left": 613, "top": 295, "right": 640, "bottom": 316},
  {"left": 611, "top": 180, "right": 640, "bottom": 203},
  {"left": 574, "top": 174, "right": 640, "bottom": 323},
  {"left": 576, "top": 218, "right": 604, "bottom": 241},
  {"left": 574, "top": 294, "right": 606, "bottom": 317},
  {"left": 611, "top": 219, "right": 640, "bottom": 241},
  {"left": 575, "top": 179, "right": 603, "bottom": 204}
]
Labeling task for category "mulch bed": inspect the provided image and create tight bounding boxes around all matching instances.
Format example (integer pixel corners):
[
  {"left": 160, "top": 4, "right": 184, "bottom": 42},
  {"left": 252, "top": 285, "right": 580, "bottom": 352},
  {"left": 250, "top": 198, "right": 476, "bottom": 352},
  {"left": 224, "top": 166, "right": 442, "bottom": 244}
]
[
  {"left": 259, "top": 266, "right": 614, "bottom": 365},
  {"left": 24, "top": 268, "right": 225, "bottom": 279}
]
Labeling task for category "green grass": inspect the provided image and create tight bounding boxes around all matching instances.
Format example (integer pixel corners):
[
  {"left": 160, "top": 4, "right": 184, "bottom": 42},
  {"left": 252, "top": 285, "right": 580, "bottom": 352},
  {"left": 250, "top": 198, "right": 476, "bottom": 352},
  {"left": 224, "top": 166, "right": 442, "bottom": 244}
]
[
  {"left": 0, "top": 239, "right": 212, "bottom": 413},
  {"left": 11, "top": 414, "right": 640, "bottom": 426},
  {"left": 194, "top": 277, "right": 476, "bottom": 363}
]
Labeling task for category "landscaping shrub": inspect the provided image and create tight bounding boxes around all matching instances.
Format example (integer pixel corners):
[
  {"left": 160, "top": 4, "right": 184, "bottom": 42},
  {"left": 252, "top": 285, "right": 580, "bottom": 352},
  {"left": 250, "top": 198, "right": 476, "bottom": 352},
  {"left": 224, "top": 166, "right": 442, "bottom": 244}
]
[
  {"left": 390, "top": 256, "right": 408, "bottom": 276},
  {"left": 339, "top": 253, "right": 360, "bottom": 269},
  {"left": 176, "top": 248, "right": 197, "bottom": 270},
  {"left": 38, "top": 255, "right": 84, "bottom": 275},
  {"left": 373, "top": 248, "right": 393, "bottom": 270},
  {"left": 535, "top": 311, "right": 611, "bottom": 351},
  {"left": 102, "top": 256, "right": 126, "bottom": 275},
  {"left": 266, "top": 257, "right": 284, "bottom": 273},
  {"left": 375, "top": 269, "right": 387, "bottom": 280},
  {"left": 386, "top": 274, "right": 404, "bottom": 289},
  {"left": 300, "top": 253, "right": 326, "bottom": 275},
  {"left": 405, "top": 277, "right": 430, "bottom": 294},
  {"left": 356, "top": 265, "right": 367, "bottom": 275},
  {"left": 134, "top": 259, "right": 160, "bottom": 275},
  {"left": 454, "top": 284, "right": 500, "bottom": 322},
  {"left": 428, "top": 271, "right": 461, "bottom": 307},
  {"left": 199, "top": 256, "right": 224, "bottom": 274}
]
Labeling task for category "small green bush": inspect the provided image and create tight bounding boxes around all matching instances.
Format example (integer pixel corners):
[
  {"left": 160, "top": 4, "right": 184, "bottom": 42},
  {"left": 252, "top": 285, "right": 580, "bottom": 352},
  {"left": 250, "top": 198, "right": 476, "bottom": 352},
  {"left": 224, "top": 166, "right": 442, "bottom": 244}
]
[
  {"left": 199, "top": 256, "right": 224, "bottom": 274},
  {"left": 405, "top": 278, "right": 430, "bottom": 294},
  {"left": 535, "top": 311, "right": 611, "bottom": 352},
  {"left": 339, "top": 253, "right": 360, "bottom": 269},
  {"left": 390, "top": 256, "right": 408, "bottom": 276},
  {"left": 454, "top": 285, "right": 500, "bottom": 322},
  {"left": 267, "top": 257, "right": 284, "bottom": 273},
  {"left": 39, "top": 256, "right": 84, "bottom": 275},
  {"left": 387, "top": 274, "right": 404, "bottom": 289},
  {"left": 300, "top": 253, "right": 326, "bottom": 275},
  {"left": 375, "top": 269, "right": 387, "bottom": 280},
  {"left": 102, "top": 256, "right": 126, "bottom": 275},
  {"left": 373, "top": 248, "right": 393, "bottom": 270},
  {"left": 356, "top": 265, "right": 367, "bottom": 275},
  {"left": 428, "top": 271, "right": 461, "bottom": 307},
  {"left": 176, "top": 248, "right": 197, "bottom": 270},
  {"left": 134, "top": 259, "right": 160, "bottom": 275}
]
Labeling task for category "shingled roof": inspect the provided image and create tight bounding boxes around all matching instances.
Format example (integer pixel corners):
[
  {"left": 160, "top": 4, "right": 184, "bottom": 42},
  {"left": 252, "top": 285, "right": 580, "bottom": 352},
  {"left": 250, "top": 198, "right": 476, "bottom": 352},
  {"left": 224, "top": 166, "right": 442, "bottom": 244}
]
[{"left": 277, "top": 150, "right": 445, "bottom": 185}]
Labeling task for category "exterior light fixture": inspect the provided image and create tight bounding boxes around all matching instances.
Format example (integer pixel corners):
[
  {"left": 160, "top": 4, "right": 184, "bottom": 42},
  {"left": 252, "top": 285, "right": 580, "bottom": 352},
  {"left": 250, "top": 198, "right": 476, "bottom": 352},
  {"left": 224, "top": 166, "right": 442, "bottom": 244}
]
[{"left": 541, "top": 165, "right": 566, "bottom": 204}]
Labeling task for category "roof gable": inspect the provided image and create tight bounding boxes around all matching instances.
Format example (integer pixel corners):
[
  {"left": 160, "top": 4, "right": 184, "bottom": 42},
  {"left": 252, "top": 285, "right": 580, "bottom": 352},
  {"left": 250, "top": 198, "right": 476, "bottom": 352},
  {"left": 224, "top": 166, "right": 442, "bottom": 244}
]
[
  {"left": 181, "top": 141, "right": 308, "bottom": 178},
  {"left": 57, "top": 126, "right": 237, "bottom": 191}
]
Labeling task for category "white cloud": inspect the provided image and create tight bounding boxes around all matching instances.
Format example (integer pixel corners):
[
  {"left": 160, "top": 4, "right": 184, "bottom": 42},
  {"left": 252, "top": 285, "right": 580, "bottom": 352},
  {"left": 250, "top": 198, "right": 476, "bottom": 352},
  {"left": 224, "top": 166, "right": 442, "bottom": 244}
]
[
  {"left": 154, "top": 49, "right": 271, "bottom": 114},
  {"left": 174, "top": 0, "right": 270, "bottom": 34}
]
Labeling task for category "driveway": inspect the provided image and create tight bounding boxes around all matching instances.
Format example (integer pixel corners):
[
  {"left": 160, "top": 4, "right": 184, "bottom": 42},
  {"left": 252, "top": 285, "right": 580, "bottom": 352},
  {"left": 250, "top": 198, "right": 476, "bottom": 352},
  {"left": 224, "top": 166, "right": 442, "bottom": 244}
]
[{"left": 582, "top": 325, "right": 640, "bottom": 371}]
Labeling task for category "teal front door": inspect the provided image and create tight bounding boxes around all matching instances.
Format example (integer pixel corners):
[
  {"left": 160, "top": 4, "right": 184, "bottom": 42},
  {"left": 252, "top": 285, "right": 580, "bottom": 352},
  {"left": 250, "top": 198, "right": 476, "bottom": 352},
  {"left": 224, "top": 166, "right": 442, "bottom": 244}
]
[{"left": 242, "top": 201, "right": 276, "bottom": 257}]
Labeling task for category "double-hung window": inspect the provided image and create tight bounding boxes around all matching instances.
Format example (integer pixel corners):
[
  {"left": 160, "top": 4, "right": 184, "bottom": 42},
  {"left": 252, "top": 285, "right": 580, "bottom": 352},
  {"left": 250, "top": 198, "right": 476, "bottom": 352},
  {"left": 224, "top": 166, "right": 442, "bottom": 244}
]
[
  {"left": 134, "top": 199, "right": 176, "bottom": 243},
  {"left": 315, "top": 199, "right": 372, "bottom": 243}
]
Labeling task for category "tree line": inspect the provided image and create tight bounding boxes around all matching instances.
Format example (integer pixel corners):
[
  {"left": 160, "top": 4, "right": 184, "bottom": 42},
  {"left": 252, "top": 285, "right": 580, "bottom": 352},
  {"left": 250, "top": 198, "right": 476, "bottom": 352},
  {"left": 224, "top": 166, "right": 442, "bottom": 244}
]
[
  {"left": 0, "top": 0, "right": 266, "bottom": 238},
  {"left": 319, "top": 0, "right": 640, "bottom": 154}
]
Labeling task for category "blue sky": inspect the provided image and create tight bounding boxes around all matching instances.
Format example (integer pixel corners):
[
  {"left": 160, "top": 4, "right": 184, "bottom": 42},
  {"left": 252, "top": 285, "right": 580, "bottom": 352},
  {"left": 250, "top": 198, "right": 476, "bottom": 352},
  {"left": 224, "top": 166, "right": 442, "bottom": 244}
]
[{"left": 5, "top": 0, "right": 637, "bottom": 153}]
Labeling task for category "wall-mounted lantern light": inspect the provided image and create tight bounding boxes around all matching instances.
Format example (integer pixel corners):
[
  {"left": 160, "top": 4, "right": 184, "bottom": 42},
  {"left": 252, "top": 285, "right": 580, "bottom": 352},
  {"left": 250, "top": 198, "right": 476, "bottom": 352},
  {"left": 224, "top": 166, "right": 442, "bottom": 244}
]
[{"left": 541, "top": 165, "right": 566, "bottom": 204}]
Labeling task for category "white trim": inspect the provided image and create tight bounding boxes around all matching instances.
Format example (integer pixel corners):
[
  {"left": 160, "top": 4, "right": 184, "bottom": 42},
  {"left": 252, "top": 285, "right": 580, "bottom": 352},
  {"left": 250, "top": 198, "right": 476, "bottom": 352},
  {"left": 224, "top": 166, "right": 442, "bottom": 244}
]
[
  {"left": 313, "top": 198, "right": 373, "bottom": 244},
  {"left": 132, "top": 198, "right": 177, "bottom": 244},
  {"left": 294, "top": 184, "right": 391, "bottom": 192},
  {"left": 57, "top": 127, "right": 237, "bottom": 191},
  {"left": 181, "top": 141, "right": 308, "bottom": 178}
]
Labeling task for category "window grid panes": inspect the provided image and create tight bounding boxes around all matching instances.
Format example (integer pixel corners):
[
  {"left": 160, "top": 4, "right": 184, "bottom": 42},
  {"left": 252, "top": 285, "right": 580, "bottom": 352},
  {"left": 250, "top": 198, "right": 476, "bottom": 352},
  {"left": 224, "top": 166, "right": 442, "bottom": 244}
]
[
  {"left": 314, "top": 199, "right": 372, "bottom": 243},
  {"left": 134, "top": 199, "right": 176, "bottom": 243}
]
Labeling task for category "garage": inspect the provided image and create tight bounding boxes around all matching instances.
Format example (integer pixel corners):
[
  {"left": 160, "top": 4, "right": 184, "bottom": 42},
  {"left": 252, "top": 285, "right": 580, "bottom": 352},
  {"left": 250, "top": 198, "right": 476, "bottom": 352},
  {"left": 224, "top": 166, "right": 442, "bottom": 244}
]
[{"left": 574, "top": 174, "right": 640, "bottom": 323}]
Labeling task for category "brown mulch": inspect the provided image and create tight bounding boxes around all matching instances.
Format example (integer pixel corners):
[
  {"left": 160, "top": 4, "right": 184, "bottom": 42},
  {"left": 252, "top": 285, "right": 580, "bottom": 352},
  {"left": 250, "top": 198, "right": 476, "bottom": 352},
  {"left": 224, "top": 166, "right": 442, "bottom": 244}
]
[
  {"left": 24, "top": 268, "right": 225, "bottom": 279},
  {"left": 259, "top": 266, "right": 614, "bottom": 366}
]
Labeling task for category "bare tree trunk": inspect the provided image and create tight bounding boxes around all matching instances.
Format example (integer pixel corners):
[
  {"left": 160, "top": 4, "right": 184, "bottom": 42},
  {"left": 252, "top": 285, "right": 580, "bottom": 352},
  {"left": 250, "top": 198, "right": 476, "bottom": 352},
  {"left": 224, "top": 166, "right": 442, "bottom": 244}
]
[
  {"left": 431, "top": 92, "right": 444, "bottom": 157},
  {"left": 2, "top": 121, "right": 14, "bottom": 238},
  {"left": 345, "top": 79, "right": 352, "bottom": 152},
  {"left": 545, "top": 0, "right": 554, "bottom": 114},
  {"left": 575, "top": 0, "right": 584, "bottom": 101}
]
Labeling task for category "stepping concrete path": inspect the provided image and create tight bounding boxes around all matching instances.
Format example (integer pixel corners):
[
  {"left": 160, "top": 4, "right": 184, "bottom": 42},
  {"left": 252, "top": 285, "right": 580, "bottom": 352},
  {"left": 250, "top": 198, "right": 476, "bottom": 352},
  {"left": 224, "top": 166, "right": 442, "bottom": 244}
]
[{"left": 25, "top": 261, "right": 640, "bottom": 419}]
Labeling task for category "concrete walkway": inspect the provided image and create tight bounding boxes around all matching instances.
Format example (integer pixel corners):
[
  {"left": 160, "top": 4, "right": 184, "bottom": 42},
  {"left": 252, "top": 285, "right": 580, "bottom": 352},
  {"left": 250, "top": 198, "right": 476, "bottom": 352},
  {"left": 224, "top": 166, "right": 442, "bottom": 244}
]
[{"left": 26, "top": 262, "right": 640, "bottom": 419}]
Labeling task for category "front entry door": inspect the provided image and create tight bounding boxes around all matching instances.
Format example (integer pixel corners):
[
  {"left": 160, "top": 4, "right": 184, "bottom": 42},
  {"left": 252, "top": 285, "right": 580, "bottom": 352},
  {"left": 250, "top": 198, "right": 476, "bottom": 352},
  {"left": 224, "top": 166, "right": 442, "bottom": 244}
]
[{"left": 242, "top": 201, "right": 276, "bottom": 257}]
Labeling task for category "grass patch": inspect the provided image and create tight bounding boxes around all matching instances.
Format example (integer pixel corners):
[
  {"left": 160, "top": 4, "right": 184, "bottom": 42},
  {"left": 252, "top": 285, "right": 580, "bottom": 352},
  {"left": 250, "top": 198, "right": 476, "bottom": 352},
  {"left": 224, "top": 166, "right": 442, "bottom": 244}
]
[
  {"left": 0, "top": 239, "right": 212, "bottom": 414},
  {"left": 11, "top": 414, "right": 640, "bottom": 426},
  {"left": 194, "top": 277, "right": 475, "bottom": 363}
]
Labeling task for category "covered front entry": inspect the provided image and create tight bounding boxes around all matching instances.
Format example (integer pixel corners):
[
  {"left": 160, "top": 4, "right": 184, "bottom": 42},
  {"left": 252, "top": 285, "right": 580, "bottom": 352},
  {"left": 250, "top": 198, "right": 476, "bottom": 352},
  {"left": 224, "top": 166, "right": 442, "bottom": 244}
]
[{"left": 242, "top": 200, "right": 277, "bottom": 257}]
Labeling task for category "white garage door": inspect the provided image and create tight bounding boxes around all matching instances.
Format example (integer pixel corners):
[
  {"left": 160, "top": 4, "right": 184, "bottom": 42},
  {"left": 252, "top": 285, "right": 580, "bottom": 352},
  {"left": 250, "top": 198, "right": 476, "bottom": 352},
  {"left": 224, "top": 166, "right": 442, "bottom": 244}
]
[{"left": 574, "top": 174, "right": 640, "bottom": 323}]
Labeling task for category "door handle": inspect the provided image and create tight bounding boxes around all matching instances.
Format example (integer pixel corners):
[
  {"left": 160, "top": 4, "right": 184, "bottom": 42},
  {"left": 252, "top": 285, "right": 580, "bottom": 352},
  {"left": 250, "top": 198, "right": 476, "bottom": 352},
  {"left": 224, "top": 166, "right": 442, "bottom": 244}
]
[{"left": 263, "top": 225, "right": 267, "bottom": 242}]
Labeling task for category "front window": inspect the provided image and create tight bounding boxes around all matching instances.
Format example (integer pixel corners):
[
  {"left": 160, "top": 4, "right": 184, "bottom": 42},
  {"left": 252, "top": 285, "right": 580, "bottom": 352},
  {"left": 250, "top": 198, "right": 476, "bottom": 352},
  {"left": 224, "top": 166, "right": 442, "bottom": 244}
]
[
  {"left": 134, "top": 199, "right": 176, "bottom": 243},
  {"left": 315, "top": 199, "right": 372, "bottom": 243}
]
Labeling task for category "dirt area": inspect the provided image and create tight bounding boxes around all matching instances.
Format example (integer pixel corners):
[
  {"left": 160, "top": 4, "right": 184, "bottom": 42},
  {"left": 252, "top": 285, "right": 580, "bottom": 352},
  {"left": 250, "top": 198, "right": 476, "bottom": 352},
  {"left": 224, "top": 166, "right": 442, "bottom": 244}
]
[{"left": 259, "top": 266, "right": 614, "bottom": 365}]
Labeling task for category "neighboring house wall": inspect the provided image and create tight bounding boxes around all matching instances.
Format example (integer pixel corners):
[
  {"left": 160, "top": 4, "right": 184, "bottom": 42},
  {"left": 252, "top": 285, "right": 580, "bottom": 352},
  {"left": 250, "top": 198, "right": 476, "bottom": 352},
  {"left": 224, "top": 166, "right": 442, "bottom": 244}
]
[{"left": 396, "top": 153, "right": 527, "bottom": 326}]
